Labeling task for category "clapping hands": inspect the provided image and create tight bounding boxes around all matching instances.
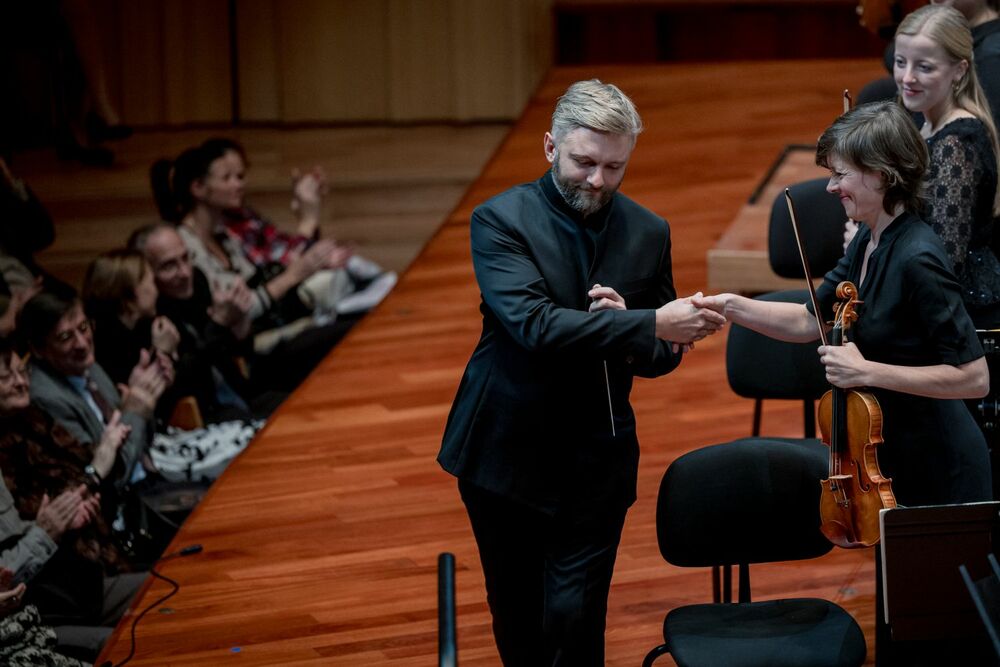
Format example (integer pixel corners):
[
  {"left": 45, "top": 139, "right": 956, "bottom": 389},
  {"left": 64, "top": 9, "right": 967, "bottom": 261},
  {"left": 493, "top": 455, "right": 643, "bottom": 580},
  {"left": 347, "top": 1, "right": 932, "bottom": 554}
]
[
  {"left": 120, "top": 348, "right": 170, "bottom": 418},
  {"left": 209, "top": 276, "right": 253, "bottom": 338},
  {"left": 291, "top": 166, "right": 328, "bottom": 237},
  {"left": 36, "top": 484, "right": 101, "bottom": 541}
]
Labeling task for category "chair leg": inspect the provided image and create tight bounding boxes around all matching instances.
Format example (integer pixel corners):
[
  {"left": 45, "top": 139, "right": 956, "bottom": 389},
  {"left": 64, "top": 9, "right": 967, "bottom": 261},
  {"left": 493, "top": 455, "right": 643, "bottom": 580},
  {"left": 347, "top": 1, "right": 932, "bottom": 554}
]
[
  {"left": 752, "top": 399, "right": 762, "bottom": 437},
  {"left": 723, "top": 563, "right": 733, "bottom": 603},
  {"left": 803, "top": 399, "right": 816, "bottom": 438},
  {"left": 738, "top": 562, "right": 751, "bottom": 603},
  {"left": 642, "top": 643, "right": 670, "bottom": 667}
]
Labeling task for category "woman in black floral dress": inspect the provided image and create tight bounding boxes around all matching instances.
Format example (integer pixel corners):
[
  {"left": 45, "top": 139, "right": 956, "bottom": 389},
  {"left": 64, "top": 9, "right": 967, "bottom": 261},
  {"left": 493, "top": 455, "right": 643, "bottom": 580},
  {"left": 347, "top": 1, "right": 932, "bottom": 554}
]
[{"left": 895, "top": 4, "right": 1000, "bottom": 327}]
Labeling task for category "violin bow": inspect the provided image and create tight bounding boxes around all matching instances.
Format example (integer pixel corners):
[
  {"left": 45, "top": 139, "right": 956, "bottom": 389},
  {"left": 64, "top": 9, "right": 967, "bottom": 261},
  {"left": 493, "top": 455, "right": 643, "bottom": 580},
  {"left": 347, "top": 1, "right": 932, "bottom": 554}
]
[
  {"left": 784, "top": 189, "right": 829, "bottom": 346},
  {"left": 777, "top": 92, "right": 850, "bottom": 346},
  {"left": 841, "top": 90, "right": 859, "bottom": 242}
]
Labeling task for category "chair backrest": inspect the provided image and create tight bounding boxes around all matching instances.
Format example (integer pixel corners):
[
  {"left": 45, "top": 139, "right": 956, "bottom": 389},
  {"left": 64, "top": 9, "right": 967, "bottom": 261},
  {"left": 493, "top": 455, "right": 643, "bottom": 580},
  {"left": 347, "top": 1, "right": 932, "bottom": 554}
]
[
  {"left": 726, "top": 289, "right": 828, "bottom": 401},
  {"left": 656, "top": 438, "right": 832, "bottom": 568},
  {"left": 768, "top": 177, "right": 846, "bottom": 279}
]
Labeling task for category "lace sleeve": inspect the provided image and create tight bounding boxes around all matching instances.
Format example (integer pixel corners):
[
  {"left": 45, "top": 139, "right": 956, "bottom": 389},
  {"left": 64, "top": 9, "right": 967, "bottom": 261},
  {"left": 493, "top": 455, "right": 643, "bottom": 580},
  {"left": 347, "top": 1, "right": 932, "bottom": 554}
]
[{"left": 923, "top": 133, "right": 984, "bottom": 272}]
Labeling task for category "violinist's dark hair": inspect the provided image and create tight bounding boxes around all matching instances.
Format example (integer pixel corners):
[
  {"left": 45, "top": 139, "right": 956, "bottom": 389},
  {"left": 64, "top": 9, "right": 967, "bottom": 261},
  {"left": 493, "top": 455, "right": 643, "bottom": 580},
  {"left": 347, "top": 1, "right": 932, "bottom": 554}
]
[
  {"left": 149, "top": 137, "right": 247, "bottom": 223},
  {"left": 816, "top": 100, "right": 927, "bottom": 216}
]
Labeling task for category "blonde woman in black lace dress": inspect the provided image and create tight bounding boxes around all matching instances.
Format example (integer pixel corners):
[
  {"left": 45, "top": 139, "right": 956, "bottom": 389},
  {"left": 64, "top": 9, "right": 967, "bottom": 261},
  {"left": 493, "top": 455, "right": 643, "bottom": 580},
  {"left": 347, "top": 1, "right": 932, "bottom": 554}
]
[{"left": 895, "top": 4, "right": 1000, "bottom": 326}]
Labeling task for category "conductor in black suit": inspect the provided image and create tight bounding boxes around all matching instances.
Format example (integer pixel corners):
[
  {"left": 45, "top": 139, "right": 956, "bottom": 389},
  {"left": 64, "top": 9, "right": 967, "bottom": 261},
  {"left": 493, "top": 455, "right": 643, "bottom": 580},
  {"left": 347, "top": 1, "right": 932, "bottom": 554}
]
[{"left": 438, "top": 79, "right": 726, "bottom": 665}]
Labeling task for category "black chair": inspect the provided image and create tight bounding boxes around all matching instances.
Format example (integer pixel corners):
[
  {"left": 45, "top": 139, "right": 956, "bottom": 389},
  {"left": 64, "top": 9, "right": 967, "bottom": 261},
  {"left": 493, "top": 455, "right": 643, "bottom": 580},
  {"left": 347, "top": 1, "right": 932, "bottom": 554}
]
[
  {"left": 726, "top": 289, "right": 829, "bottom": 439},
  {"left": 642, "top": 439, "right": 867, "bottom": 667},
  {"left": 706, "top": 174, "right": 847, "bottom": 602},
  {"left": 717, "top": 288, "right": 830, "bottom": 603},
  {"left": 729, "top": 175, "right": 845, "bottom": 440},
  {"left": 767, "top": 176, "right": 847, "bottom": 282}
]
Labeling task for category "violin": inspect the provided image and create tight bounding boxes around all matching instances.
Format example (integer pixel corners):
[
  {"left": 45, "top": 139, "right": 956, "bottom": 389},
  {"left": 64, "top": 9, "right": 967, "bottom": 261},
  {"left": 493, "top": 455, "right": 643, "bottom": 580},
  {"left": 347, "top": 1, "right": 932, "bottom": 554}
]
[
  {"left": 783, "top": 190, "right": 896, "bottom": 549},
  {"left": 816, "top": 282, "right": 896, "bottom": 548}
]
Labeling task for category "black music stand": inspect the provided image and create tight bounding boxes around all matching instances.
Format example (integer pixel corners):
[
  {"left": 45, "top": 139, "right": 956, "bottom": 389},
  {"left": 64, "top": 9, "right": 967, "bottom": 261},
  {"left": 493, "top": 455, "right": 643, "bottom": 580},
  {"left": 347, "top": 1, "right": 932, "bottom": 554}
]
[
  {"left": 959, "top": 553, "right": 1000, "bottom": 662},
  {"left": 880, "top": 502, "right": 1000, "bottom": 641},
  {"left": 975, "top": 330, "right": 1000, "bottom": 500}
]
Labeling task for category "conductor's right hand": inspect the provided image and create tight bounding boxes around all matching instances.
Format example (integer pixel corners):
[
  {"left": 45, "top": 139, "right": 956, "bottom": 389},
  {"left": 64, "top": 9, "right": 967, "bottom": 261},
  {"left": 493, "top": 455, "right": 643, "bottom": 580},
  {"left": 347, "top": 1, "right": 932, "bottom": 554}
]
[{"left": 655, "top": 292, "right": 726, "bottom": 345}]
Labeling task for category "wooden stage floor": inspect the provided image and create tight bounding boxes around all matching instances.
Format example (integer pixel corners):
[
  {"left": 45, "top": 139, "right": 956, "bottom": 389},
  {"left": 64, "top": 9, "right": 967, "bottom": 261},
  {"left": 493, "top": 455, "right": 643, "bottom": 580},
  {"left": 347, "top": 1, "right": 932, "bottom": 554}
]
[{"left": 96, "top": 59, "right": 887, "bottom": 666}]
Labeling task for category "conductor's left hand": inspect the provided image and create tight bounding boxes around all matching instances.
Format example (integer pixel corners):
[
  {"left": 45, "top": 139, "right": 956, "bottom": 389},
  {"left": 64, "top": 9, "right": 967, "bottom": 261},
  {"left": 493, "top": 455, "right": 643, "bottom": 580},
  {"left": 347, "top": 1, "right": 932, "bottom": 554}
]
[{"left": 588, "top": 284, "right": 626, "bottom": 312}]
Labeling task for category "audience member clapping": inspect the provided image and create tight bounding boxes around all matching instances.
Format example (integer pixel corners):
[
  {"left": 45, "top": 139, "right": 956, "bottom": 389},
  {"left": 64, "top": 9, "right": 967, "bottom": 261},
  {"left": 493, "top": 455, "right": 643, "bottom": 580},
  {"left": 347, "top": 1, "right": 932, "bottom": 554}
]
[
  {"left": 18, "top": 291, "right": 170, "bottom": 491},
  {"left": 0, "top": 339, "right": 145, "bottom": 661},
  {"left": 81, "top": 249, "right": 179, "bottom": 392},
  {"left": 200, "top": 137, "right": 398, "bottom": 317},
  {"left": 130, "top": 223, "right": 286, "bottom": 417},
  {"left": 149, "top": 140, "right": 353, "bottom": 325},
  {"left": 150, "top": 138, "right": 396, "bottom": 366}
]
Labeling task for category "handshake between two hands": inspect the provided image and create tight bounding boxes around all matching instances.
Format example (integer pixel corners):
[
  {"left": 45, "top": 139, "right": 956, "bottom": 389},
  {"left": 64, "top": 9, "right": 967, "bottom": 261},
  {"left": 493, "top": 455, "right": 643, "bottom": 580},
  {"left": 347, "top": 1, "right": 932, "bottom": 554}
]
[{"left": 587, "top": 284, "right": 729, "bottom": 354}]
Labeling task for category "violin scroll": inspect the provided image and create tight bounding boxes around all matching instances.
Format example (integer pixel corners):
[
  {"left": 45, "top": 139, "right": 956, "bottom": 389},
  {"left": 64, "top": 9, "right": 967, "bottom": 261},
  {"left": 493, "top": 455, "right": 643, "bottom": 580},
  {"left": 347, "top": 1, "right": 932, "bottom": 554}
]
[{"left": 832, "top": 281, "right": 862, "bottom": 333}]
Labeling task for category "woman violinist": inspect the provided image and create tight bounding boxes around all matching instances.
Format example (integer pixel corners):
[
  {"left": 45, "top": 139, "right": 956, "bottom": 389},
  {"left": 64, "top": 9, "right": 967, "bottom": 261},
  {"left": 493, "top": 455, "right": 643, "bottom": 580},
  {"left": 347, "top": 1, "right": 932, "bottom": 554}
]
[{"left": 695, "top": 100, "right": 991, "bottom": 665}]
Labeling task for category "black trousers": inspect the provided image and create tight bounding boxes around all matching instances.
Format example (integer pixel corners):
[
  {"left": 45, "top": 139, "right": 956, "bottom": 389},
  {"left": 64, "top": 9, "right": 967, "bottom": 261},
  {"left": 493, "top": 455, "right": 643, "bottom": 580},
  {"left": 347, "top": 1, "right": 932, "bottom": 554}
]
[{"left": 459, "top": 479, "right": 628, "bottom": 667}]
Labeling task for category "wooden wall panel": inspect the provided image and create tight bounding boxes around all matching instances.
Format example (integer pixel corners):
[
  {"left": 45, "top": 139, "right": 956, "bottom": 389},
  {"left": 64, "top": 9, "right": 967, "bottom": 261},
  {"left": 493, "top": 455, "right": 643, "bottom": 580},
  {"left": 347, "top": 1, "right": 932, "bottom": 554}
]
[
  {"left": 162, "top": 0, "right": 231, "bottom": 124},
  {"left": 117, "top": 0, "right": 231, "bottom": 125},
  {"left": 118, "top": 2, "right": 166, "bottom": 126},
  {"left": 115, "top": 0, "right": 552, "bottom": 125},
  {"left": 387, "top": 0, "right": 455, "bottom": 121},
  {"left": 449, "top": 0, "right": 551, "bottom": 122},
  {"left": 277, "top": 0, "right": 391, "bottom": 122},
  {"left": 518, "top": 0, "right": 557, "bottom": 102},
  {"left": 236, "top": 0, "right": 282, "bottom": 122}
]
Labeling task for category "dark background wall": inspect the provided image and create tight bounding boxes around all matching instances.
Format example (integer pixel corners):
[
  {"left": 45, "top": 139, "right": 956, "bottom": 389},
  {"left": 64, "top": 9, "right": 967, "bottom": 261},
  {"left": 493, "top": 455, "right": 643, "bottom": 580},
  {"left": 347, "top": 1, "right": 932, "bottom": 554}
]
[{"left": 554, "top": 0, "right": 889, "bottom": 64}]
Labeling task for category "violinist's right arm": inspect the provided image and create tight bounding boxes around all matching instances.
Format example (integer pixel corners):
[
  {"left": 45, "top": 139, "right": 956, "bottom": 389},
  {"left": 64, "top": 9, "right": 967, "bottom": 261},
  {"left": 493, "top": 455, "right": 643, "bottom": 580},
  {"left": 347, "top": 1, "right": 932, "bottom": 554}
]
[{"left": 693, "top": 293, "right": 824, "bottom": 343}]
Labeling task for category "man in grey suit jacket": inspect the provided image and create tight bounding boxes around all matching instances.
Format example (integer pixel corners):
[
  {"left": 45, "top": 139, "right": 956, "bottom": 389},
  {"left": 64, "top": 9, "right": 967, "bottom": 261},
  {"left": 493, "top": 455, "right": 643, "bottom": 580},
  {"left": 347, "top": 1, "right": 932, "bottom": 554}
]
[
  {"left": 19, "top": 292, "right": 169, "bottom": 492},
  {"left": 438, "top": 80, "right": 726, "bottom": 665}
]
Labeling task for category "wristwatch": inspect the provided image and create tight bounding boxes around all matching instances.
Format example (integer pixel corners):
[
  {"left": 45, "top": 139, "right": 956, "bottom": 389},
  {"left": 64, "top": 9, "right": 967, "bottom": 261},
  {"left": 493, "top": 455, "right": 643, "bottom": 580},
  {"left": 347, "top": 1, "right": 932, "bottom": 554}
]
[{"left": 83, "top": 464, "right": 102, "bottom": 489}]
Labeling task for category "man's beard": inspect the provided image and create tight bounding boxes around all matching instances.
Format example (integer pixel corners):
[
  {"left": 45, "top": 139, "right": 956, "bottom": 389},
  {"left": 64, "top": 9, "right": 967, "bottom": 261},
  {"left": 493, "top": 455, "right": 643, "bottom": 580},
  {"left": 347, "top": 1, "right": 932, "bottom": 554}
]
[{"left": 551, "top": 153, "right": 615, "bottom": 217}]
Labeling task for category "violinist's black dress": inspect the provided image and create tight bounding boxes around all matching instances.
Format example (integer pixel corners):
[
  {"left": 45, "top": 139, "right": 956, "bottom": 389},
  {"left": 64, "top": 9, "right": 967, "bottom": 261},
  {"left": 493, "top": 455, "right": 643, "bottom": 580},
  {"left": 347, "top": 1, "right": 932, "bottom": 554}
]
[
  {"left": 812, "top": 212, "right": 991, "bottom": 665},
  {"left": 810, "top": 211, "right": 991, "bottom": 506}
]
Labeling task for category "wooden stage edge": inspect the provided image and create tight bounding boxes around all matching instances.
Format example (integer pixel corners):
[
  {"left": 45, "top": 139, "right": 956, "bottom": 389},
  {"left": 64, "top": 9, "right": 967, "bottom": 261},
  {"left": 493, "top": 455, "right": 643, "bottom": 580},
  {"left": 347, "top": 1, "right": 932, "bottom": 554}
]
[{"left": 98, "top": 59, "right": 888, "bottom": 666}]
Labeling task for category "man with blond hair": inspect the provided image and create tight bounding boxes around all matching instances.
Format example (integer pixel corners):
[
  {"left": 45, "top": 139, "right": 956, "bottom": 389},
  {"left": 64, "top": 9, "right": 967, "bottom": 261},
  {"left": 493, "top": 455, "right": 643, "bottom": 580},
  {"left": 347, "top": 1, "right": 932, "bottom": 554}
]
[{"left": 438, "top": 79, "right": 724, "bottom": 665}]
